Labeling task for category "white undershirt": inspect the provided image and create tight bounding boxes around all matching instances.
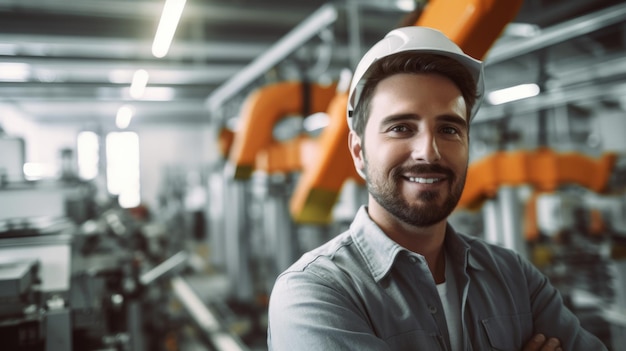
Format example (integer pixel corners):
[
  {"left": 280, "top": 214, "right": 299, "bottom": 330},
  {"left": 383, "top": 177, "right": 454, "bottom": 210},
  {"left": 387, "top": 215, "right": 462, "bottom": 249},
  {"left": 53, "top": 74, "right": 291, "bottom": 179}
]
[{"left": 436, "top": 254, "right": 462, "bottom": 350}]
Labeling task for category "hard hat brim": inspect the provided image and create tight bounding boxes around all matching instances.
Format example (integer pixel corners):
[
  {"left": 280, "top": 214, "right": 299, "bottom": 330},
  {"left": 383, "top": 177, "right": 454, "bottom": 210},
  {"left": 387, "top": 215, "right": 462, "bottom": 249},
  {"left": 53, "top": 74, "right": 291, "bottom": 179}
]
[{"left": 347, "top": 26, "right": 485, "bottom": 130}]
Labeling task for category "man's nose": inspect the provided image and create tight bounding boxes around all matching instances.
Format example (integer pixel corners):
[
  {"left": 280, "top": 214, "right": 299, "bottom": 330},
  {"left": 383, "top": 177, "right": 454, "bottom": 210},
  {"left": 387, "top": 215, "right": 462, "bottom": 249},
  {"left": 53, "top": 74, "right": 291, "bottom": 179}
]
[{"left": 411, "top": 131, "right": 441, "bottom": 163}]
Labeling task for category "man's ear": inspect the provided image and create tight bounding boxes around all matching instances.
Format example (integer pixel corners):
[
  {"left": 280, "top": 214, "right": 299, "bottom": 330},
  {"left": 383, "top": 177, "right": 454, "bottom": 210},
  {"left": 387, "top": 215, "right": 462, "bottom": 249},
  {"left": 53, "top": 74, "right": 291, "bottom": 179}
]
[{"left": 348, "top": 130, "right": 365, "bottom": 177}]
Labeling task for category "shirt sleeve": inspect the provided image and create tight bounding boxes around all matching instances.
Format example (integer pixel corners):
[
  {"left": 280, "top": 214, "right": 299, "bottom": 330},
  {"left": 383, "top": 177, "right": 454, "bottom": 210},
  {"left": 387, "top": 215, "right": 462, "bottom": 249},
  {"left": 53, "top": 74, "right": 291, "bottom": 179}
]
[
  {"left": 521, "top": 255, "right": 608, "bottom": 351},
  {"left": 267, "top": 270, "right": 392, "bottom": 351}
]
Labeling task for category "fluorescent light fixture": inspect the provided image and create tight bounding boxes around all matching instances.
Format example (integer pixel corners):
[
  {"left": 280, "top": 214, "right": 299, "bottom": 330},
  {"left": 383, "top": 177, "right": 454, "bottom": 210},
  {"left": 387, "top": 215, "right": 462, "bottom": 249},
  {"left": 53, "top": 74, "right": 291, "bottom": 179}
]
[
  {"left": 0, "top": 62, "right": 30, "bottom": 82},
  {"left": 152, "top": 0, "right": 187, "bottom": 58},
  {"left": 130, "top": 69, "right": 149, "bottom": 99},
  {"left": 395, "top": 0, "right": 416, "bottom": 12},
  {"left": 116, "top": 105, "right": 134, "bottom": 129},
  {"left": 487, "top": 83, "right": 540, "bottom": 105}
]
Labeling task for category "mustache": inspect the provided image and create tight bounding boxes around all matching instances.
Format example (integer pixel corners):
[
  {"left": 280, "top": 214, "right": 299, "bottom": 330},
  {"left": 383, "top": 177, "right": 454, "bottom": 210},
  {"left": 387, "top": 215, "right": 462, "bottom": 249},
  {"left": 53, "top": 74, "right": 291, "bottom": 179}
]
[{"left": 394, "top": 164, "right": 455, "bottom": 179}]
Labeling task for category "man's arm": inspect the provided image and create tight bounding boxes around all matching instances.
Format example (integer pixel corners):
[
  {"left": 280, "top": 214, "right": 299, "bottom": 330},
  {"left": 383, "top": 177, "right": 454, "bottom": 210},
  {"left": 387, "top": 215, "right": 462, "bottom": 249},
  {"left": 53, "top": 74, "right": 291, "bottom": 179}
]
[{"left": 521, "top": 256, "right": 608, "bottom": 351}]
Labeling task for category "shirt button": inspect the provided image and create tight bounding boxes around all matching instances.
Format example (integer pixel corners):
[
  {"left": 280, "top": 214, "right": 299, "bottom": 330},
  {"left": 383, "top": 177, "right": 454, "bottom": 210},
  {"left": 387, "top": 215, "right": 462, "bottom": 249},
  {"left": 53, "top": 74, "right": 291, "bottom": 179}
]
[
  {"left": 408, "top": 256, "right": 418, "bottom": 264},
  {"left": 428, "top": 304, "right": 437, "bottom": 314}
]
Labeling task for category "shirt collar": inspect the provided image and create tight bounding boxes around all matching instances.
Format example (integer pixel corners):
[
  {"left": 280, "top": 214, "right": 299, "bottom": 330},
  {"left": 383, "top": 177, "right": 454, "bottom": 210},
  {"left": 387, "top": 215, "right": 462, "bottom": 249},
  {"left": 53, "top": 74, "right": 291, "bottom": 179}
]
[
  {"left": 444, "top": 223, "right": 485, "bottom": 271},
  {"left": 350, "top": 206, "right": 406, "bottom": 282},
  {"left": 349, "top": 206, "right": 484, "bottom": 282}
]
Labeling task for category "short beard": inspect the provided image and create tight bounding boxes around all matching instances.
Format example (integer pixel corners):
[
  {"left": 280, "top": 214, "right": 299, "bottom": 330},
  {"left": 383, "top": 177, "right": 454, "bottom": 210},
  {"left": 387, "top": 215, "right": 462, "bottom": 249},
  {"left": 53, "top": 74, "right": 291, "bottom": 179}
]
[{"left": 364, "top": 157, "right": 466, "bottom": 227}]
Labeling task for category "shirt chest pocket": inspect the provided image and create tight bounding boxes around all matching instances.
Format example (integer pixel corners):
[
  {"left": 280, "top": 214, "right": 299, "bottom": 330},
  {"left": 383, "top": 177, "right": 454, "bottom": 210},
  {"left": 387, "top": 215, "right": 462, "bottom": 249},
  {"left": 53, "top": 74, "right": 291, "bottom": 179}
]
[
  {"left": 385, "top": 329, "right": 445, "bottom": 351},
  {"left": 481, "top": 313, "right": 533, "bottom": 351}
]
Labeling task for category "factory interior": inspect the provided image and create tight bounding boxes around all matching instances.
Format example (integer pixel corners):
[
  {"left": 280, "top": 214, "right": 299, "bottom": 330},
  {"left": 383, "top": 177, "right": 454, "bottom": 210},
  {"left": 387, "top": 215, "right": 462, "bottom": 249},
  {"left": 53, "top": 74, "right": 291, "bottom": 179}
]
[{"left": 1, "top": 0, "right": 626, "bottom": 350}]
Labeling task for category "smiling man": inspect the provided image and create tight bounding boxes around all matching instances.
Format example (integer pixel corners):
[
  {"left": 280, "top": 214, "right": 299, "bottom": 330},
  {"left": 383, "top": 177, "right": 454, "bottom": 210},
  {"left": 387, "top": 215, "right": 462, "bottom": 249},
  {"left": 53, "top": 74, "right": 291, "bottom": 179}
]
[{"left": 267, "top": 26, "right": 606, "bottom": 351}]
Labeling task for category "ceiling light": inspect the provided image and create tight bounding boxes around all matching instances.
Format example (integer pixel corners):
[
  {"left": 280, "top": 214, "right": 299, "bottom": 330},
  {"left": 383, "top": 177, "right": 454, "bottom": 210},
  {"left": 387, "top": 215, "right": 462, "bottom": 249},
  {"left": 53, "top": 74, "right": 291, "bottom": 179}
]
[
  {"left": 130, "top": 69, "right": 149, "bottom": 99},
  {"left": 487, "top": 83, "right": 540, "bottom": 105},
  {"left": 0, "top": 62, "right": 30, "bottom": 82},
  {"left": 116, "top": 105, "right": 134, "bottom": 129},
  {"left": 395, "top": 0, "right": 416, "bottom": 12},
  {"left": 152, "top": 0, "right": 187, "bottom": 58}
]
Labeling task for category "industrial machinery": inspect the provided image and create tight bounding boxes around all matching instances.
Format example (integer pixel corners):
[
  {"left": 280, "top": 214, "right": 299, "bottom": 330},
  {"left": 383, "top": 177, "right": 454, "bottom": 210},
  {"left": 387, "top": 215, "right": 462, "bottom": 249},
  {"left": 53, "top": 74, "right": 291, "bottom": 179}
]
[{"left": 0, "top": 133, "right": 248, "bottom": 351}]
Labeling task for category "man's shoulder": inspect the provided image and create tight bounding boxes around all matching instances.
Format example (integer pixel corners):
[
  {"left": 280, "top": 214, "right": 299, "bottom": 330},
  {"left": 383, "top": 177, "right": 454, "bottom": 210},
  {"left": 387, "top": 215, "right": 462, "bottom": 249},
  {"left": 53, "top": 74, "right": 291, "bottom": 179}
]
[
  {"left": 277, "top": 230, "right": 367, "bottom": 282},
  {"left": 284, "top": 231, "right": 353, "bottom": 273}
]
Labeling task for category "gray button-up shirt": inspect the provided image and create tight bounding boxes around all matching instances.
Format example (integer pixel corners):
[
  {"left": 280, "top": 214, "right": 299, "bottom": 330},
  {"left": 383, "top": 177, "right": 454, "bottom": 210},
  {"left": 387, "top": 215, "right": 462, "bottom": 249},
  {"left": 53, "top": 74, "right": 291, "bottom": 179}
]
[{"left": 267, "top": 206, "right": 606, "bottom": 350}]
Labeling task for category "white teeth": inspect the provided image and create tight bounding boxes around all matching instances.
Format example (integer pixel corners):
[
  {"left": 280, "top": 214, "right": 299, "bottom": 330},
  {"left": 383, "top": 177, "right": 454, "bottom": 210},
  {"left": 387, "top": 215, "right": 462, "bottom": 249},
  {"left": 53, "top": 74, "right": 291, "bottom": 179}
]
[{"left": 408, "top": 177, "right": 440, "bottom": 184}]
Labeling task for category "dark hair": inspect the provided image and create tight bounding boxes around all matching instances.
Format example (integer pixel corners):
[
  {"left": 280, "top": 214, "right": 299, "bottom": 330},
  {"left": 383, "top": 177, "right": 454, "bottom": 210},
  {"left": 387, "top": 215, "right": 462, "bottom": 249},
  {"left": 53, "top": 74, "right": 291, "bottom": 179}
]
[{"left": 351, "top": 52, "right": 478, "bottom": 138}]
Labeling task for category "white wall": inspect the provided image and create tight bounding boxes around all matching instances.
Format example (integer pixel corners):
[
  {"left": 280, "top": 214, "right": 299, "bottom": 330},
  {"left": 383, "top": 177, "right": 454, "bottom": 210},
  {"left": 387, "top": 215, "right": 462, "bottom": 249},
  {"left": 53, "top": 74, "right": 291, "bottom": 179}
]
[
  {"left": 1, "top": 102, "right": 219, "bottom": 215},
  {"left": 1, "top": 104, "right": 80, "bottom": 178},
  {"left": 138, "top": 123, "right": 218, "bottom": 211}
]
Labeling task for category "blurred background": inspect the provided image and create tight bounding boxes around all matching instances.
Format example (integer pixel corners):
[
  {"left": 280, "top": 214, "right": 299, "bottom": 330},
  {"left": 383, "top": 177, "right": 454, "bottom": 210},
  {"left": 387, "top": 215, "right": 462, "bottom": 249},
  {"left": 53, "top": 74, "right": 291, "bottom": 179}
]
[{"left": 1, "top": 0, "right": 625, "bottom": 350}]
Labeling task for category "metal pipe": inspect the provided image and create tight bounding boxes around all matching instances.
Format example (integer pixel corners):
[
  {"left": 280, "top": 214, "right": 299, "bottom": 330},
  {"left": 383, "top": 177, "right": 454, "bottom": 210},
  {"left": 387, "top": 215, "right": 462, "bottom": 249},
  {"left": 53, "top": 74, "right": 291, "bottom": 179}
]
[
  {"left": 224, "top": 179, "right": 254, "bottom": 301},
  {"left": 482, "top": 199, "right": 501, "bottom": 246},
  {"left": 346, "top": 0, "right": 362, "bottom": 69},
  {"left": 205, "top": 4, "right": 338, "bottom": 112},
  {"left": 498, "top": 186, "right": 527, "bottom": 258},
  {"left": 0, "top": 0, "right": 316, "bottom": 25},
  {"left": 171, "top": 276, "right": 249, "bottom": 351},
  {"left": 606, "top": 260, "right": 626, "bottom": 349},
  {"left": 139, "top": 251, "right": 188, "bottom": 286},
  {"left": 486, "top": 2, "right": 626, "bottom": 65}
]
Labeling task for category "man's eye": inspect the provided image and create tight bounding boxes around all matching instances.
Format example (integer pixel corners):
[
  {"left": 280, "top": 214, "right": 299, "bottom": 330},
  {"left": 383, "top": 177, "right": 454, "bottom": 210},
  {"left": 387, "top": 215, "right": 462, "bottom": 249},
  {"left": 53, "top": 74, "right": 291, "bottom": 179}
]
[
  {"left": 441, "top": 126, "right": 459, "bottom": 134},
  {"left": 389, "top": 125, "right": 410, "bottom": 133}
]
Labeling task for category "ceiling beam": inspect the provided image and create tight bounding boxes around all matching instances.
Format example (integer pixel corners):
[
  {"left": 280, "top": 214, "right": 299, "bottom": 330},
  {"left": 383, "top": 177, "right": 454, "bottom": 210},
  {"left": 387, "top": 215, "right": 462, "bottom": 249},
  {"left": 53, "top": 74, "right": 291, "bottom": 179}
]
[{"left": 486, "top": 1, "right": 626, "bottom": 64}]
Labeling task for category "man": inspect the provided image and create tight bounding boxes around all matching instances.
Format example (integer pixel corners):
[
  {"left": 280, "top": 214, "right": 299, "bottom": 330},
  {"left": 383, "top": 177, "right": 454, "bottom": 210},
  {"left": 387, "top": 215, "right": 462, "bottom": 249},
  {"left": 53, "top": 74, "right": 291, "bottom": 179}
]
[{"left": 267, "top": 26, "right": 606, "bottom": 351}]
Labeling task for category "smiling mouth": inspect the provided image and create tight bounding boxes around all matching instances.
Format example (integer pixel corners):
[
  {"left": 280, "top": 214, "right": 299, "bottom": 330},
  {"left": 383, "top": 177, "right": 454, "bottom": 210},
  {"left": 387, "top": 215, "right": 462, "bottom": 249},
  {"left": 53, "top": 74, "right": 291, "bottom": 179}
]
[{"left": 407, "top": 177, "right": 442, "bottom": 184}]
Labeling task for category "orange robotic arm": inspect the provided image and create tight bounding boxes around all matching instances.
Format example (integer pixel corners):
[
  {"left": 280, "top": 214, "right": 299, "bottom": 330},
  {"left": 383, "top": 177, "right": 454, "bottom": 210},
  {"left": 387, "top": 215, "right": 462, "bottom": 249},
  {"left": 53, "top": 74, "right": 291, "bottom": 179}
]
[
  {"left": 290, "top": 92, "right": 363, "bottom": 224},
  {"left": 415, "top": 0, "right": 524, "bottom": 60},
  {"left": 289, "top": 0, "right": 525, "bottom": 224},
  {"left": 457, "top": 148, "right": 618, "bottom": 209},
  {"left": 227, "top": 81, "right": 337, "bottom": 179}
]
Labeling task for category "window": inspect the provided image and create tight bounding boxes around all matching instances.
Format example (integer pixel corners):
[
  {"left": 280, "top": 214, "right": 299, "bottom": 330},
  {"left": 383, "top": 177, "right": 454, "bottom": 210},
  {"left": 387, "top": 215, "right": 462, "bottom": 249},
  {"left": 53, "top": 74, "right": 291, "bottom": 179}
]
[
  {"left": 106, "top": 132, "right": 140, "bottom": 208},
  {"left": 77, "top": 131, "right": 99, "bottom": 180}
]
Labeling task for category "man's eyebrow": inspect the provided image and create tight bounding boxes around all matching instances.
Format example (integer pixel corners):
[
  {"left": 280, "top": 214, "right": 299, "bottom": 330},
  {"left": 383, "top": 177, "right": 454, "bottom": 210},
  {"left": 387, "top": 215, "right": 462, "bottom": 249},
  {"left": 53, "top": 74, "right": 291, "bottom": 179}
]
[
  {"left": 379, "top": 113, "right": 419, "bottom": 126},
  {"left": 379, "top": 113, "right": 468, "bottom": 129},
  {"left": 438, "top": 114, "right": 468, "bottom": 129}
]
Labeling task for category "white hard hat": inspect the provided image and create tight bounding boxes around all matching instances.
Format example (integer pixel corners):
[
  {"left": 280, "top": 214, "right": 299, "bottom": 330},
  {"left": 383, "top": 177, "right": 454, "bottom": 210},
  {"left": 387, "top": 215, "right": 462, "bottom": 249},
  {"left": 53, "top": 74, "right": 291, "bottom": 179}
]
[{"left": 347, "top": 26, "right": 485, "bottom": 130}]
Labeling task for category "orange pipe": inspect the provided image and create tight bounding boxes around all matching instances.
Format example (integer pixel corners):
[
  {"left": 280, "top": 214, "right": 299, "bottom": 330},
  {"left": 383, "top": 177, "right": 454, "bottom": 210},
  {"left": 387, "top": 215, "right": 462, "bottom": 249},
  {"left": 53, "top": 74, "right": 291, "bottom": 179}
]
[{"left": 227, "top": 81, "right": 337, "bottom": 179}]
